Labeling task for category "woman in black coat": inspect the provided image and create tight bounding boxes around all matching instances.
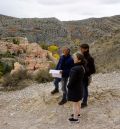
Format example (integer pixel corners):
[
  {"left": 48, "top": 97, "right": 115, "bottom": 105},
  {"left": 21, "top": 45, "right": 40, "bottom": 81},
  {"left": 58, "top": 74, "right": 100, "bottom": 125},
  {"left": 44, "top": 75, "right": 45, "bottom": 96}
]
[{"left": 67, "top": 53, "right": 85, "bottom": 123}]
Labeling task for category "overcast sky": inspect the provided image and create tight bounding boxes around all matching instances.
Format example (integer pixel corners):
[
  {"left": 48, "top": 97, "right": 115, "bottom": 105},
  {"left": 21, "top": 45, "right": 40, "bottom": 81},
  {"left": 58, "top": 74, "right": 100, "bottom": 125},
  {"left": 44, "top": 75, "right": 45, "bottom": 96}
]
[{"left": 0, "top": 0, "right": 120, "bottom": 21}]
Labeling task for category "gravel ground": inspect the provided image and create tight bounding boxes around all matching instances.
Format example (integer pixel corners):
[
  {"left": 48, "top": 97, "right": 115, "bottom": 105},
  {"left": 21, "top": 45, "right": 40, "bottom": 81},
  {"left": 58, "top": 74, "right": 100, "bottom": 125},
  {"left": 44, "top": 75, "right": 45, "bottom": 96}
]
[{"left": 0, "top": 71, "right": 120, "bottom": 129}]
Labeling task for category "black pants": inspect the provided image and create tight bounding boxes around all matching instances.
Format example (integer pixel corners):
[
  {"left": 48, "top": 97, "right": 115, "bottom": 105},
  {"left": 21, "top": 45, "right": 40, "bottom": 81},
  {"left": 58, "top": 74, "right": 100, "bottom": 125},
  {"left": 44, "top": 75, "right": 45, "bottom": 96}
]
[{"left": 82, "top": 77, "right": 89, "bottom": 104}]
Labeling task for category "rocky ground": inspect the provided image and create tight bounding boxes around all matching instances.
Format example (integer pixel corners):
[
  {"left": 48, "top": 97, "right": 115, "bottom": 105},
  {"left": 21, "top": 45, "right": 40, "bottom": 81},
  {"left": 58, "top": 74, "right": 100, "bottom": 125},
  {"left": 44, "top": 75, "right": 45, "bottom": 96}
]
[{"left": 0, "top": 72, "right": 120, "bottom": 129}]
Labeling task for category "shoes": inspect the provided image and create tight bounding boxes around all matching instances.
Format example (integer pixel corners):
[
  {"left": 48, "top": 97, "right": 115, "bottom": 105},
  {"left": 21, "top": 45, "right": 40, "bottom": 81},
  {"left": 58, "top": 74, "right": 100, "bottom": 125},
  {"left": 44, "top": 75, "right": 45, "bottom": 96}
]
[
  {"left": 58, "top": 99, "right": 67, "bottom": 105},
  {"left": 68, "top": 118, "right": 79, "bottom": 123},
  {"left": 51, "top": 89, "right": 59, "bottom": 95},
  {"left": 71, "top": 114, "right": 80, "bottom": 118},
  {"left": 81, "top": 103, "right": 87, "bottom": 108}
]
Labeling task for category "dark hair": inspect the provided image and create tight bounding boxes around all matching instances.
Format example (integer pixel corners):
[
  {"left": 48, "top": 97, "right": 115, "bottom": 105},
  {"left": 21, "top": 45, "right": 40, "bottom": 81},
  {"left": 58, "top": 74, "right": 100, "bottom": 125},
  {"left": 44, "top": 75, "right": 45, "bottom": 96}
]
[
  {"left": 75, "top": 53, "right": 86, "bottom": 65},
  {"left": 80, "top": 44, "right": 89, "bottom": 49},
  {"left": 63, "top": 47, "right": 71, "bottom": 53},
  {"left": 67, "top": 48, "right": 71, "bottom": 53}
]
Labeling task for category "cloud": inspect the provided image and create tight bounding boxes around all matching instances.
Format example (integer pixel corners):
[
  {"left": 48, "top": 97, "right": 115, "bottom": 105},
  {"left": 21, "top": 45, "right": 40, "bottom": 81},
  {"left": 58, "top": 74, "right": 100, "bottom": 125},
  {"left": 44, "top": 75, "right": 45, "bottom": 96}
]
[
  {"left": 0, "top": 0, "right": 120, "bottom": 20},
  {"left": 36, "top": 0, "right": 80, "bottom": 5},
  {"left": 99, "top": 0, "right": 120, "bottom": 4}
]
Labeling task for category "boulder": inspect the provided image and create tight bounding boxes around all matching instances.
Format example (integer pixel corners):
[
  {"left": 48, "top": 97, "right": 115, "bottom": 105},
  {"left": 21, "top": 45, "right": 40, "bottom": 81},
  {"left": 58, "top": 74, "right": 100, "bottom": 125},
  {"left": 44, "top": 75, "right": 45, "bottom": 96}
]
[{"left": 10, "top": 62, "right": 25, "bottom": 75}]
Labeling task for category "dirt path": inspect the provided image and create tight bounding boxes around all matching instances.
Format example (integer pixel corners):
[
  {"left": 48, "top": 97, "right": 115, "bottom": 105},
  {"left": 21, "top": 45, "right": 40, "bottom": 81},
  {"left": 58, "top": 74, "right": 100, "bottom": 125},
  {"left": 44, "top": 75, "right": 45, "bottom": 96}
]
[{"left": 0, "top": 72, "right": 120, "bottom": 129}]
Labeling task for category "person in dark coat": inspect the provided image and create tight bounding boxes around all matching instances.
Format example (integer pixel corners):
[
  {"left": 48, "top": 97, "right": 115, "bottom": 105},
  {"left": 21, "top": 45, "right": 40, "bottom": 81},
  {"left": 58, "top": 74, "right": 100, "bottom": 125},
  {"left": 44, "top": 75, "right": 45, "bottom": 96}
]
[
  {"left": 80, "top": 44, "right": 96, "bottom": 108},
  {"left": 51, "top": 47, "right": 74, "bottom": 105},
  {"left": 67, "top": 53, "right": 85, "bottom": 123}
]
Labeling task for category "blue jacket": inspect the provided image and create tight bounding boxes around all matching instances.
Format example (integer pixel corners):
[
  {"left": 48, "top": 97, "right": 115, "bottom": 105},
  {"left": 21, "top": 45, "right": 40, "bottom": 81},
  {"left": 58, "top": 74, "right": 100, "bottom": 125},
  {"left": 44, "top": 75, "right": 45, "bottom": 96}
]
[{"left": 56, "top": 54, "right": 74, "bottom": 78}]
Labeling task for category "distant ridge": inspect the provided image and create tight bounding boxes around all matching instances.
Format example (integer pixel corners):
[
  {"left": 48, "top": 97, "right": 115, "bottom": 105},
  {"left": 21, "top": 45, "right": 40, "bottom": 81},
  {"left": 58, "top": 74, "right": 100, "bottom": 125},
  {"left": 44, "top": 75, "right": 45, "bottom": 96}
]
[{"left": 0, "top": 14, "right": 120, "bottom": 45}]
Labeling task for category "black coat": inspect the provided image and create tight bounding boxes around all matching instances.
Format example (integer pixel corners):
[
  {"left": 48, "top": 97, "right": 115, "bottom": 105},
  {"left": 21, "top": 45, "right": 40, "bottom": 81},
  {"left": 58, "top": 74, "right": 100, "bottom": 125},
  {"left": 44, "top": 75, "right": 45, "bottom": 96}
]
[
  {"left": 84, "top": 53, "right": 96, "bottom": 77},
  {"left": 67, "top": 63, "right": 85, "bottom": 102}
]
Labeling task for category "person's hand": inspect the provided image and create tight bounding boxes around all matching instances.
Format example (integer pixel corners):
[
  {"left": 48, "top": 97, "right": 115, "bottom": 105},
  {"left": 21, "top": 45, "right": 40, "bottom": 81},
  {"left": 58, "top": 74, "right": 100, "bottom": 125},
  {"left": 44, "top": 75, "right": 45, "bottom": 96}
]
[{"left": 60, "top": 70, "right": 63, "bottom": 74}]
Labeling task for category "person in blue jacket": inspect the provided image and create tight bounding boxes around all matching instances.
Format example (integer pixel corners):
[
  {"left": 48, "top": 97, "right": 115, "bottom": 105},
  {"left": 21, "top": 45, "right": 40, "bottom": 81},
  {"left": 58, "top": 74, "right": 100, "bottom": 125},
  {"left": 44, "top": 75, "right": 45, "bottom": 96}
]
[{"left": 51, "top": 47, "right": 74, "bottom": 105}]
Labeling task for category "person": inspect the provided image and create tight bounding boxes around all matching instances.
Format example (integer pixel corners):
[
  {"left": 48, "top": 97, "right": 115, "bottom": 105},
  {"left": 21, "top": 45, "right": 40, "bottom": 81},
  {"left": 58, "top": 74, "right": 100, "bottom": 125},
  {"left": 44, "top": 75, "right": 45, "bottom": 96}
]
[
  {"left": 67, "top": 53, "right": 85, "bottom": 123},
  {"left": 54, "top": 47, "right": 74, "bottom": 105},
  {"left": 80, "top": 44, "right": 96, "bottom": 108},
  {"left": 51, "top": 48, "right": 64, "bottom": 95}
]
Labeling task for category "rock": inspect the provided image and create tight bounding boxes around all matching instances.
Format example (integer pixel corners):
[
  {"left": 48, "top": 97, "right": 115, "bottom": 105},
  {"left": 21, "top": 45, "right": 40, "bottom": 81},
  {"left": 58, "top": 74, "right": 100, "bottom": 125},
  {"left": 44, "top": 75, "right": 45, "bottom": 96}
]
[{"left": 10, "top": 62, "right": 25, "bottom": 75}]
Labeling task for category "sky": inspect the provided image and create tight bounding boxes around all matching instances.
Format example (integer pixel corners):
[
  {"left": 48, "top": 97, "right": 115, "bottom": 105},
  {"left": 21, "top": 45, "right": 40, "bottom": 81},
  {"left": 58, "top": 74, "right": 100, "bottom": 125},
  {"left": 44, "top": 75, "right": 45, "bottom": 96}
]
[{"left": 0, "top": 0, "right": 120, "bottom": 21}]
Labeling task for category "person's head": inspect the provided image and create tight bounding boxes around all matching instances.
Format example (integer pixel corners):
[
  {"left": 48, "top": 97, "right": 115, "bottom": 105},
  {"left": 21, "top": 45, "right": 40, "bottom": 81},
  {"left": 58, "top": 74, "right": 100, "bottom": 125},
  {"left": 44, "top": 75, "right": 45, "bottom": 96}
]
[
  {"left": 62, "top": 47, "right": 70, "bottom": 56},
  {"left": 80, "top": 44, "right": 89, "bottom": 54},
  {"left": 73, "top": 53, "right": 85, "bottom": 64}
]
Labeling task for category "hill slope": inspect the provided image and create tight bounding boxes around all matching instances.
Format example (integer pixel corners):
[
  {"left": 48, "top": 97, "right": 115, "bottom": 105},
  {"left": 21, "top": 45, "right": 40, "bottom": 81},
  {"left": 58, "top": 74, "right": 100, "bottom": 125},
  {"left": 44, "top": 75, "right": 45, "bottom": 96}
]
[
  {"left": 0, "top": 14, "right": 120, "bottom": 45},
  {"left": 0, "top": 14, "right": 120, "bottom": 72},
  {"left": 64, "top": 15, "right": 120, "bottom": 44},
  {"left": 0, "top": 14, "right": 68, "bottom": 45}
]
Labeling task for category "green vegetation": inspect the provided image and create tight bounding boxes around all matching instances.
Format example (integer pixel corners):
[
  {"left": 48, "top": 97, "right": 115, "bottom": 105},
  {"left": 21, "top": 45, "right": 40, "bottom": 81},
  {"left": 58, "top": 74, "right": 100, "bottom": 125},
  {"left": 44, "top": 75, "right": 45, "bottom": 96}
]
[
  {"left": 48, "top": 45, "right": 59, "bottom": 53},
  {"left": 34, "top": 69, "right": 53, "bottom": 83},
  {"left": 1, "top": 70, "right": 29, "bottom": 91},
  {"left": 39, "top": 42, "right": 49, "bottom": 50},
  {"left": 1, "top": 51, "right": 14, "bottom": 58},
  {"left": 12, "top": 38, "right": 20, "bottom": 45},
  {"left": 0, "top": 61, "right": 13, "bottom": 77}
]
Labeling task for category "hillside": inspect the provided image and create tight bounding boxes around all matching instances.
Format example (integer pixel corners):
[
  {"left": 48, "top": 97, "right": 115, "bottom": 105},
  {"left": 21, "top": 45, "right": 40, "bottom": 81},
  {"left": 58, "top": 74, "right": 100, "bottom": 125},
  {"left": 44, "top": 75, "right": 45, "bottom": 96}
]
[
  {"left": 0, "top": 14, "right": 68, "bottom": 45},
  {"left": 0, "top": 14, "right": 120, "bottom": 72},
  {"left": 64, "top": 15, "right": 120, "bottom": 44},
  {"left": 0, "top": 14, "right": 120, "bottom": 45},
  {"left": 91, "top": 33, "right": 120, "bottom": 72}
]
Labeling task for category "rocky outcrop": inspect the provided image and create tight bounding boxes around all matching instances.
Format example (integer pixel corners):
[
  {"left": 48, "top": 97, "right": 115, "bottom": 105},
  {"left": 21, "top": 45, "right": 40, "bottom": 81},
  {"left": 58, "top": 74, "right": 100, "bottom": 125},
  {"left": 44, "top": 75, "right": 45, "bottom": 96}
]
[
  {"left": 0, "top": 38, "right": 55, "bottom": 72},
  {"left": 10, "top": 62, "right": 25, "bottom": 75}
]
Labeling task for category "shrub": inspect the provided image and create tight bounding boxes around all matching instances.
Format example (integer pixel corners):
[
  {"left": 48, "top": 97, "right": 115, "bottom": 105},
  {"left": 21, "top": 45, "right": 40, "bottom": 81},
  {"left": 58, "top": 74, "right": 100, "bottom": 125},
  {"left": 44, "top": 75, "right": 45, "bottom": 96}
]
[
  {"left": 2, "top": 51, "right": 14, "bottom": 58},
  {"left": 48, "top": 45, "right": 59, "bottom": 53},
  {"left": 12, "top": 38, "right": 20, "bottom": 45},
  {"left": 0, "top": 72, "right": 3, "bottom": 78},
  {"left": 49, "top": 62, "right": 56, "bottom": 69},
  {"left": 53, "top": 53, "right": 60, "bottom": 60},
  {"left": 34, "top": 69, "right": 53, "bottom": 83},
  {"left": 39, "top": 43, "right": 49, "bottom": 50},
  {"left": 0, "top": 61, "right": 13, "bottom": 76},
  {"left": 1, "top": 70, "right": 28, "bottom": 90}
]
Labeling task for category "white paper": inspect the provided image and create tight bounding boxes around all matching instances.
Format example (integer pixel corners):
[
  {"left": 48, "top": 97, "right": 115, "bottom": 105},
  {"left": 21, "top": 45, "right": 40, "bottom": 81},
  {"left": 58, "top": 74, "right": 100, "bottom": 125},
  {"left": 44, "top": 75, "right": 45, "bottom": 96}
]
[{"left": 49, "top": 69, "right": 62, "bottom": 78}]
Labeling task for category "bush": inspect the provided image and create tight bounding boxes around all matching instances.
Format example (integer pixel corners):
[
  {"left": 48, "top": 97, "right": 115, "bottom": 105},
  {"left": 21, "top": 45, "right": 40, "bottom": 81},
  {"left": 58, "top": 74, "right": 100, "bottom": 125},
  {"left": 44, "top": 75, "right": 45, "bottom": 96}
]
[
  {"left": 39, "top": 43, "right": 49, "bottom": 50},
  {"left": 48, "top": 45, "right": 59, "bottom": 53},
  {"left": 1, "top": 70, "right": 28, "bottom": 90},
  {"left": 53, "top": 53, "right": 60, "bottom": 60},
  {"left": 34, "top": 69, "right": 53, "bottom": 83},
  {"left": 0, "top": 61, "right": 13, "bottom": 76},
  {"left": 12, "top": 38, "right": 20, "bottom": 45},
  {"left": 49, "top": 62, "right": 56, "bottom": 69},
  {"left": 2, "top": 51, "right": 14, "bottom": 58},
  {"left": 0, "top": 72, "right": 3, "bottom": 78}
]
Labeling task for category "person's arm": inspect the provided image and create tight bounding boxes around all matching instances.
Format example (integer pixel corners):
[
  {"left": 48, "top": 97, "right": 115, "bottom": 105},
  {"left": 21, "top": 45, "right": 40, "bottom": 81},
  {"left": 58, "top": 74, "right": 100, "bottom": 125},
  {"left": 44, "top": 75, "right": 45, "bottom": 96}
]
[{"left": 55, "top": 56, "right": 63, "bottom": 70}]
